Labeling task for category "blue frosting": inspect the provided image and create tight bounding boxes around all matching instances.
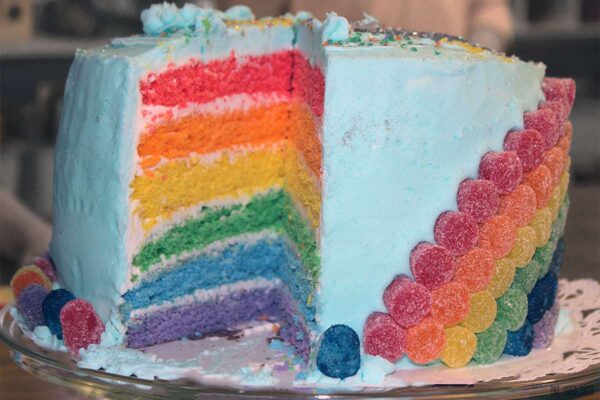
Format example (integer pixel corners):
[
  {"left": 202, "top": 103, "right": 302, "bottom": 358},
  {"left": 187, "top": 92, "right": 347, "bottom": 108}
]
[
  {"left": 195, "top": 11, "right": 227, "bottom": 36},
  {"left": 141, "top": 2, "right": 188, "bottom": 35},
  {"left": 223, "top": 5, "right": 254, "bottom": 21},
  {"left": 321, "top": 12, "right": 349, "bottom": 42},
  {"left": 121, "top": 235, "right": 316, "bottom": 326}
]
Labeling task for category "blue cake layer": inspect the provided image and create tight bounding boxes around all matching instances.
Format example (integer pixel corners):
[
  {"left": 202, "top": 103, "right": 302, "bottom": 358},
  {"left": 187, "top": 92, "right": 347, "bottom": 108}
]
[{"left": 121, "top": 234, "right": 317, "bottom": 327}]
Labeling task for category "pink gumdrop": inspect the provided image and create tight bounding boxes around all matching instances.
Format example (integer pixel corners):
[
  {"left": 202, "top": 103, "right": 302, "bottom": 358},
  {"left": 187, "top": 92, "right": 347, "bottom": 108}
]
[
  {"left": 542, "top": 77, "right": 576, "bottom": 112},
  {"left": 383, "top": 275, "right": 432, "bottom": 328},
  {"left": 478, "top": 151, "right": 523, "bottom": 195},
  {"left": 33, "top": 256, "right": 57, "bottom": 282},
  {"left": 60, "top": 299, "right": 105, "bottom": 355},
  {"left": 524, "top": 108, "right": 560, "bottom": 150},
  {"left": 434, "top": 211, "right": 479, "bottom": 256},
  {"left": 504, "top": 129, "right": 546, "bottom": 172},
  {"left": 410, "top": 242, "right": 456, "bottom": 290},
  {"left": 363, "top": 312, "right": 408, "bottom": 362},
  {"left": 540, "top": 101, "right": 567, "bottom": 127},
  {"left": 457, "top": 179, "right": 500, "bottom": 223}
]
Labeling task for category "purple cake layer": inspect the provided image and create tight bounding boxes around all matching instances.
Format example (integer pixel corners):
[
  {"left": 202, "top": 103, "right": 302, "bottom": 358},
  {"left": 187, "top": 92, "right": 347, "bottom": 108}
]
[{"left": 126, "top": 283, "right": 311, "bottom": 360}]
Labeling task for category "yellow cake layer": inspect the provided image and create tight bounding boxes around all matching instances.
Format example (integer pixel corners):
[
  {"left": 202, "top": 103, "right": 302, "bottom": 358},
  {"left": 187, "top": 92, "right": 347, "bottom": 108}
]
[{"left": 130, "top": 142, "right": 320, "bottom": 231}]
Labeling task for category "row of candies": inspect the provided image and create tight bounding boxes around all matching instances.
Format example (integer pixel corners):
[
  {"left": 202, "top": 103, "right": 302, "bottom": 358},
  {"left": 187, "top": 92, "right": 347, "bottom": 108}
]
[{"left": 10, "top": 255, "right": 105, "bottom": 355}]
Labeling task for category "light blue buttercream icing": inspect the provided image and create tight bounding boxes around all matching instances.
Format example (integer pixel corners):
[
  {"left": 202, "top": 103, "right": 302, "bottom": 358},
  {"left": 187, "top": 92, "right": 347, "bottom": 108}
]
[
  {"left": 321, "top": 12, "right": 349, "bottom": 42},
  {"left": 223, "top": 5, "right": 254, "bottom": 21}
]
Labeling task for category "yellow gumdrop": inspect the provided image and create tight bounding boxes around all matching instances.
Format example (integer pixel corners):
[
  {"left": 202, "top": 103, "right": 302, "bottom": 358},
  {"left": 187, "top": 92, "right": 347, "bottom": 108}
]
[
  {"left": 548, "top": 186, "right": 562, "bottom": 220},
  {"left": 508, "top": 226, "right": 537, "bottom": 267},
  {"left": 559, "top": 171, "right": 570, "bottom": 201},
  {"left": 487, "top": 258, "right": 516, "bottom": 298},
  {"left": 530, "top": 208, "right": 552, "bottom": 247},
  {"left": 461, "top": 290, "right": 497, "bottom": 332},
  {"left": 441, "top": 326, "right": 477, "bottom": 368},
  {"left": 564, "top": 156, "right": 572, "bottom": 174}
]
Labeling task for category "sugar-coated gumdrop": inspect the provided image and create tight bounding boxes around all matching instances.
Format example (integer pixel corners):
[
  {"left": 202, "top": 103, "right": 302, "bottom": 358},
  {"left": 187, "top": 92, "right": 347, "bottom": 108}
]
[
  {"left": 527, "top": 272, "right": 558, "bottom": 324},
  {"left": 383, "top": 275, "right": 432, "bottom": 328},
  {"left": 530, "top": 208, "right": 553, "bottom": 248},
  {"left": 559, "top": 171, "right": 570, "bottom": 200},
  {"left": 317, "top": 325, "right": 361, "bottom": 379},
  {"left": 504, "top": 129, "right": 545, "bottom": 172},
  {"left": 548, "top": 185, "right": 563, "bottom": 220},
  {"left": 542, "top": 77, "right": 575, "bottom": 112},
  {"left": 540, "top": 101, "right": 567, "bottom": 127},
  {"left": 42, "top": 289, "right": 76, "bottom": 339},
  {"left": 32, "top": 255, "right": 56, "bottom": 282},
  {"left": 504, "top": 320, "right": 534, "bottom": 356},
  {"left": 406, "top": 317, "right": 446, "bottom": 364},
  {"left": 473, "top": 322, "right": 507, "bottom": 364},
  {"left": 543, "top": 148, "right": 566, "bottom": 186},
  {"left": 461, "top": 290, "right": 497, "bottom": 333},
  {"left": 363, "top": 312, "right": 408, "bottom": 362},
  {"left": 16, "top": 284, "right": 49, "bottom": 330},
  {"left": 431, "top": 282, "right": 471, "bottom": 327},
  {"left": 554, "top": 193, "right": 570, "bottom": 239},
  {"left": 434, "top": 211, "right": 479, "bottom": 256},
  {"left": 10, "top": 265, "right": 52, "bottom": 299},
  {"left": 487, "top": 258, "right": 517, "bottom": 298},
  {"left": 524, "top": 108, "right": 560, "bottom": 150},
  {"left": 498, "top": 185, "right": 537, "bottom": 227},
  {"left": 534, "top": 239, "right": 558, "bottom": 278},
  {"left": 557, "top": 121, "right": 573, "bottom": 153},
  {"left": 440, "top": 326, "right": 477, "bottom": 368},
  {"left": 477, "top": 215, "right": 517, "bottom": 259},
  {"left": 523, "top": 165, "right": 554, "bottom": 209},
  {"left": 532, "top": 303, "right": 560, "bottom": 348},
  {"left": 478, "top": 151, "right": 523, "bottom": 195},
  {"left": 550, "top": 239, "right": 565, "bottom": 276},
  {"left": 60, "top": 299, "right": 105, "bottom": 355},
  {"left": 496, "top": 288, "right": 528, "bottom": 332},
  {"left": 508, "top": 226, "right": 537, "bottom": 267},
  {"left": 453, "top": 248, "right": 495, "bottom": 292},
  {"left": 410, "top": 242, "right": 456, "bottom": 290},
  {"left": 512, "top": 258, "right": 542, "bottom": 294},
  {"left": 457, "top": 179, "right": 500, "bottom": 223}
]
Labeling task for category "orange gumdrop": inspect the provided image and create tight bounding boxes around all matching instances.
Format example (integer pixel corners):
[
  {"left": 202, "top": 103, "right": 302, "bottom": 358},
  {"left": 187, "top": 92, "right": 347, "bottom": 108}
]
[
  {"left": 477, "top": 215, "right": 517, "bottom": 259},
  {"left": 431, "top": 282, "right": 471, "bottom": 326},
  {"left": 498, "top": 185, "right": 537, "bottom": 227},
  {"left": 453, "top": 248, "right": 495, "bottom": 292},
  {"left": 543, "top": 147, "right": 566, "bottom": 186},
  {"left": 522, "top": 165, "right": 554, "bottom": 208},
  {"left": 557, "top": 121, "right": 573, "bottom": 153},
  {"left": 406, "top": 317, "right": 446, "bottom": 364},
  {"left": 10, "top": 265, "right": 52, "bottom": 299}
]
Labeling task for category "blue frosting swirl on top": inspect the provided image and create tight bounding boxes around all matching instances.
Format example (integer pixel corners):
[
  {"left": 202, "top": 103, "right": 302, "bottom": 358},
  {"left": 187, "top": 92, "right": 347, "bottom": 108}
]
[{"left": 321, "top": 12, "right": 349, "bottom": 42}]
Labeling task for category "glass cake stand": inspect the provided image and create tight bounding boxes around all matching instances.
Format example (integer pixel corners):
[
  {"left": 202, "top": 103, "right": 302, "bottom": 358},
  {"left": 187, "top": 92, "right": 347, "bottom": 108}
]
[{"left": 1, "top": 303, "right": 599, "bottom": 399}]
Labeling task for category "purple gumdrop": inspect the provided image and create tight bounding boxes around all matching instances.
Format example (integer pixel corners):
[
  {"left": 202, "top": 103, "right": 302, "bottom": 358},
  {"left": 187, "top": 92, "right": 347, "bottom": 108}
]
[
  {"left": 532, "top": 307, "right": 560, "bottom": 348},
  {"left": 16, "top": 284, "right": 50, "bottom": 330}
]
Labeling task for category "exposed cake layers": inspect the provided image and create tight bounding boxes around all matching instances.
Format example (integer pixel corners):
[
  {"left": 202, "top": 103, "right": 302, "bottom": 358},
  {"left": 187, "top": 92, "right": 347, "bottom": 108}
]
[{"left": 124, "top": 49, "right": 324, "bottom": 354}]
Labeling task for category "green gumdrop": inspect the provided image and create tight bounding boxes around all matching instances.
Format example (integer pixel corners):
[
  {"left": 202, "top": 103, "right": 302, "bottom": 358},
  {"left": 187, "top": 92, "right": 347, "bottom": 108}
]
[
  {"left": 496, "top": 288, "right": 528, "bottom": 331},
  {"left": 534, "top": 239, "right": 558, "bottom": 279},
  {"left": 512, "top": 259, "right": 541, "bottom": 294},
  {"left": 473, "top": 322, "right": 507, "bottom": 364}
]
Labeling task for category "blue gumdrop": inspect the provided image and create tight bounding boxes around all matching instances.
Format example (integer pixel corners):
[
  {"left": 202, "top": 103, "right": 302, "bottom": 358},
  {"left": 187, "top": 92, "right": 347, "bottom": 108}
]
[
  {"left": 42, "top": 289, "right": 75, "bottom": 339},
  {"left": 504, "top": 320, "right": 534, "bottom": 356},
  {"left": 316, "top": 324, "right": 361, "bottom": 379},
  {"left": 549, "top": 239, "right": 565, "bottom": 276},
  {"left": 527, "top": 272, "right": 557, "bottom": 324}
]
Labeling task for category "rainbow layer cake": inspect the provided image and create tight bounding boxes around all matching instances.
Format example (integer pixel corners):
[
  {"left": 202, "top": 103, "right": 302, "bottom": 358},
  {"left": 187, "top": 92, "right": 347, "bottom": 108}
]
[{"left": 11, "top": 3, "right": 577, "bottom": 383}]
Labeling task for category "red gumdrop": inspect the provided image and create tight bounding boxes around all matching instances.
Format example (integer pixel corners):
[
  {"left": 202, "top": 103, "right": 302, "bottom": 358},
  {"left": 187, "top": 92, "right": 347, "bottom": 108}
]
[
  {"left": 33, "top": 256, "right": 57, "bottom": 282},
  {"left": 478, "top": 151, "right": 523, "bottom": 195},
  {"left": 453, "top": 248, "right": 495, "bottom": 292},
  {"left": 522, "top": 165, "right": 554, "bottom": 208},
  {"left": 430, "top": 282, "right": 471, "bottom": 326},
  {"left": 540, "top": 101, "right": 567, "bottom": 127},
  {"left": 406, "top": 317, "right": 446, "bottom": 364},
  {"left": 543, "top": 147, "right": 566, "bottom": 186},
  {"left": 543, "top": 77, "right": 576, "bottom": 112},
  {"left": 477, "top": 215, "right": 517, "bottom": 259},
  {"left": 557, "top": 121, "right": 573, "bottom": 152},
  {"left": 383, "top": 275, "right": 432, "bottom": 328},
  {"left": 503, "top": 129, "right": 545, "bottom": 172},
  {"left": 457, "top": 179, "right": 500, "bottom": 223},
  {"left": 363, "top": 312, "right": 408, "bottom": 362},
  {"left": 498, "top": 184, "right": 538, "bottom": 227},
  {"left": 410, "top": 242, "right": 456, "bottom": 290},
  {"left": 60, "top": 299, "right": 105, "bottom": 355},
  {"left": 524, "top": 108, "right": 560, "bottom": 150},
  {"left": 434, "top": 211, "right": 479, "bottom": 256}
]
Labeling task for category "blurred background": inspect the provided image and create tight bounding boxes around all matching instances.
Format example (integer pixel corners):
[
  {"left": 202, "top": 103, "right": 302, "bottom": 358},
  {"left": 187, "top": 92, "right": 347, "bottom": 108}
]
[
  {"left": 0, "top": 0, "right": 598, "bottom": 280},
  {"left": 0, "top": 1, "right": 598, "bottom": 398}
]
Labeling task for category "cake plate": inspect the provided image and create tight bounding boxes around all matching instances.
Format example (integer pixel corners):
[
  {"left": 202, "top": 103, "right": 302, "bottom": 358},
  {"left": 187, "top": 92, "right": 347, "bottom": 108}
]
[{"left": 1, "top": 279, "right": 599, "bottom": 399}]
